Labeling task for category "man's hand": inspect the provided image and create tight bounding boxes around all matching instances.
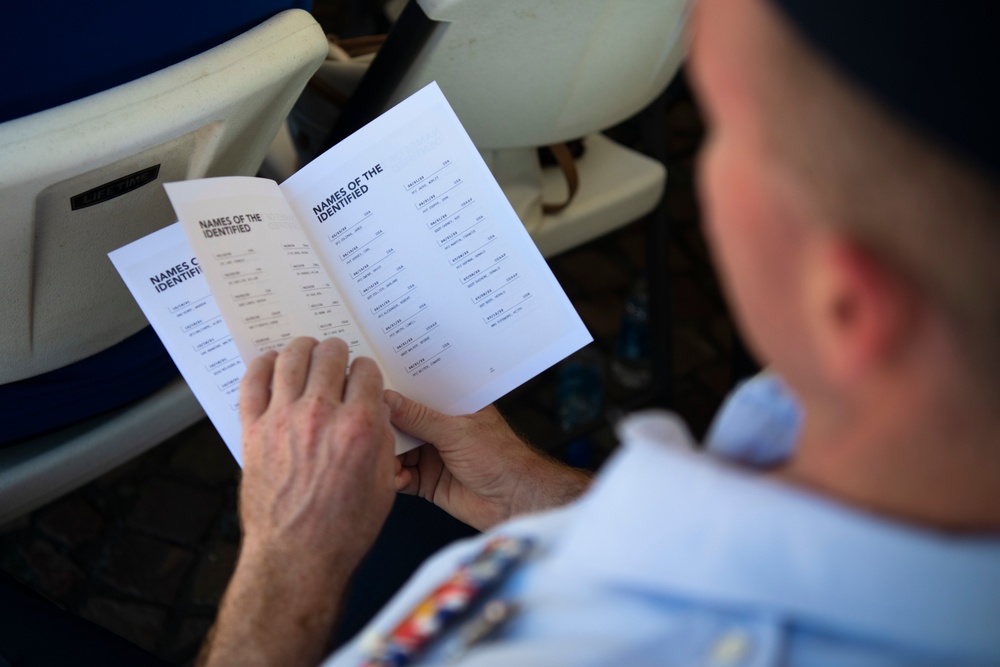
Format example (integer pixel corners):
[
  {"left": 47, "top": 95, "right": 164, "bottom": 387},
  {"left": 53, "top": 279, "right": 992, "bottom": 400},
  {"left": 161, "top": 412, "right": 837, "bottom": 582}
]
[
  {"left": 238, "top": 337, "right": 396, "bottom": 565},
  {"left": 200, "top": 337, "right": 397, "bottom": 667},
  {"left": 388, "top": 391, "right": 591, "bottom": 531}
]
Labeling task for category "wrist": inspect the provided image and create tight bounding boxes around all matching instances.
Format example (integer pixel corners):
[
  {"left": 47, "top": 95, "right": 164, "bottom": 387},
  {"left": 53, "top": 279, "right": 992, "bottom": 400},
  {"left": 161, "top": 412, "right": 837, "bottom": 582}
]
[
  {"left": 200, "top": 544, "right": 351, "bottom": 667},
  {"left": 239, "top": 539, "right": 354, "bottom": 587},
  {"left": 508, "top": 449, "right": 591, "bottom": 518}
]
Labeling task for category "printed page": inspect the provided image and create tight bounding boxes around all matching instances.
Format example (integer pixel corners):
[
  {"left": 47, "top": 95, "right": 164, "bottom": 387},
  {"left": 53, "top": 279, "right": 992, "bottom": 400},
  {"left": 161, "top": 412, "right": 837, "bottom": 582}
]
[
  {"left": 281, "top": 83, "right": 592, "bottom": 414},
  {"left": 108, "top": 223, "right": 245, "bottom": 463},
  {"left": 161, "top": 179, "right": 421, "bottom": 454},
  {"left": 163, "top": 177, "right": 376, "bottom": 366}
]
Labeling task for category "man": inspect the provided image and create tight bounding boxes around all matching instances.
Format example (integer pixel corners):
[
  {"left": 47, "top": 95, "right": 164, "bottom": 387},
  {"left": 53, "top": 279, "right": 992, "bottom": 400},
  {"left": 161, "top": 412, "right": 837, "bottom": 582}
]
[{"left": 198, "top": 0, "right": 1000, "bottom": 664}]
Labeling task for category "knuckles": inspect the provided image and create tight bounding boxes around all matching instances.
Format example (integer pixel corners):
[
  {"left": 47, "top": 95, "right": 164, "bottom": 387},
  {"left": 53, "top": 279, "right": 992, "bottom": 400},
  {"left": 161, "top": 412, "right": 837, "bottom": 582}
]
[
  {"left": 319, "top": 337, "right": 350, "bottom": 357},
  {"left": 331, "top": 402, "right": 383, "bottom": 448},
  {"left": 247, "top": 392, "right": 388, "bottom": 458},
  {"left": 297, "top": 394, "right": 334, "bottom": 426}
]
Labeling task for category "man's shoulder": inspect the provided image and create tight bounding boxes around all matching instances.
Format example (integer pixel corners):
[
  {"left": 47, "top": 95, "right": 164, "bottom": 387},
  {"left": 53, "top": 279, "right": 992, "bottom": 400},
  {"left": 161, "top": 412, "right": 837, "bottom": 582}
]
[
  {"left": 326, "top": 411, "right": 1000, "bottom": 666},
  {"left": 536, "top": 411, "right": 1000, "bottom": 665}
]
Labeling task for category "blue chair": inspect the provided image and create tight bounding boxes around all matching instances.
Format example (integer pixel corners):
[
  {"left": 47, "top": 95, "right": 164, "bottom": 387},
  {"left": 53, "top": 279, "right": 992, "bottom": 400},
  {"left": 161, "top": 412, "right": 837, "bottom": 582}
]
[{"left": 0, "top": 6, "right": 328, "bottom": 523}]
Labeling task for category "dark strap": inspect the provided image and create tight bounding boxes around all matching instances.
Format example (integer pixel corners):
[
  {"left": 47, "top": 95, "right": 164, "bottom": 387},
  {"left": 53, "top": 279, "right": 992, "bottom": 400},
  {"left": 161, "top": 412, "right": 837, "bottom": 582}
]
[
  {"left": 306, "top": 33, "right": 389, "bottom": 107},
  {"left": 334, "top": 33, "right": 387, "bottom": 57},
  {"left": 541, "top": 142, "right": 580, "bottom": 215}
]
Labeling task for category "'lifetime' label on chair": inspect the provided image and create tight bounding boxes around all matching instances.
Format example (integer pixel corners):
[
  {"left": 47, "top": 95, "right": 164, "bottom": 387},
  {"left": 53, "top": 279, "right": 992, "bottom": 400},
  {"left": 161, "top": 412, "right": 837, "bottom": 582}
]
[{"left": 71, "top": 164, "right": 160, "bottom": 210}]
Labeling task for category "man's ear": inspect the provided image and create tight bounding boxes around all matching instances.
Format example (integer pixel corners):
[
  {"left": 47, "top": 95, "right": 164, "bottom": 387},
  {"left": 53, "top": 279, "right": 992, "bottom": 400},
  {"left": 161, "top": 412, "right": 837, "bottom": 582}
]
[{"left": 805, "top": 235, "right": 918, "bottom": 387}]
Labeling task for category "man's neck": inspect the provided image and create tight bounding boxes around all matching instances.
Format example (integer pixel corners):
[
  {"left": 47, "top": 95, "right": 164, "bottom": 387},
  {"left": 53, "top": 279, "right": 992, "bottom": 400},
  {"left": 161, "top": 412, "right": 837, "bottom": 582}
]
[{"left": 775, "top": 391, "right": 1000, "bottom": 534}]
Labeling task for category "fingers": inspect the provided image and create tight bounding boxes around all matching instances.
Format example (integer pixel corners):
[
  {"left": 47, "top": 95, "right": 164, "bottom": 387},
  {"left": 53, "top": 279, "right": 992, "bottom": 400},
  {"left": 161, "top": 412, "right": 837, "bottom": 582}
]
[
  {"left": 270, "top": 337, "right": 318, "bottom": 406},
  {"left": 395, "top": 444, "right": 444, "bottom": 498},
  {"left": 385, "top": 390, "right": 449, "bottom": 443},
  {"left": 395, "top": 466, "right": 414, "bottom": 493},
  {"left": 302, "top": 338, "right": 349, "bottom": 402},
  {"left": 344, "top": 356, "right": 384, "bottom": 404},
  {"left": 240, "top": 350, "right": 278, "bottom": 430},
  {"left": 267, "top": 337, "right": 367, "bottom": 409}
]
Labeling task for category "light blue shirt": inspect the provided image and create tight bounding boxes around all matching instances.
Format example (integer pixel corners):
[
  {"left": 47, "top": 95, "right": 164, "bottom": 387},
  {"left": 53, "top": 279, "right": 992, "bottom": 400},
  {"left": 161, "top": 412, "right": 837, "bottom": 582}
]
[{"left": 324, "top": 374, "right": 1000, "bottom": 666}]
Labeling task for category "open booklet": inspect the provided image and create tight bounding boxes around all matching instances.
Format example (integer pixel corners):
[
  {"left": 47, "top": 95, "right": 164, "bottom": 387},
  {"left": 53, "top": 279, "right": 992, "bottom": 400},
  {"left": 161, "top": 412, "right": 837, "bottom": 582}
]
[{"left": 109, "top": 83, "right": 591, "bottom": 463}]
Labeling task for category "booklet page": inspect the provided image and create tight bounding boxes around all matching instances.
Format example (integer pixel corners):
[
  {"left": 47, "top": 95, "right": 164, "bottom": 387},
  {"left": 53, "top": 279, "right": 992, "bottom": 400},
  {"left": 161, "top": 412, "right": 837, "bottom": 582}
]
[
  {"left": 109, "top": 223, "right": 245, "bottom": 463},
  {"left": 281, "top": 83, "right": 592, "bottom": 414},
  {"left": 163, "top": 178, "right": 422, "bottom": 453},
  {"left": 163, "top": 178, "right": 377, "bottom": 366}
]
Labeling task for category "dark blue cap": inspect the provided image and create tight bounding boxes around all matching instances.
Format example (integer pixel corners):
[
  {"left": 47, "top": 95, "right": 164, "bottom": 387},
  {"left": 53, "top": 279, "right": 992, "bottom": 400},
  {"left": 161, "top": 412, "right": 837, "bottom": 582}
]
[{"left": 771, "top": 0, "right": 1000, "bottom": 181}]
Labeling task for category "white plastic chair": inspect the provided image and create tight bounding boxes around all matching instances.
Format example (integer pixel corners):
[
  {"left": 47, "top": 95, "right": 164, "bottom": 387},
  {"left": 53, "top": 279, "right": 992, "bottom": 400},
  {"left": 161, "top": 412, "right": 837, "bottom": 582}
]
[
  {"left": 268, "top": 0, "right": 690, "bottom": 258},
  {"left": 0, "top": 9, "right": 328, "bottom": 524}
]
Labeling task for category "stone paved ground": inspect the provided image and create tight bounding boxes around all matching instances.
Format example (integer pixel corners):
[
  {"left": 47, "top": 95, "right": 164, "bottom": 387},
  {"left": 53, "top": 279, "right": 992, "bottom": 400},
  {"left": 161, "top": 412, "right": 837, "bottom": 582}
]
[{"left": 0, "top": 77, "right": 740, "bottom": 665}]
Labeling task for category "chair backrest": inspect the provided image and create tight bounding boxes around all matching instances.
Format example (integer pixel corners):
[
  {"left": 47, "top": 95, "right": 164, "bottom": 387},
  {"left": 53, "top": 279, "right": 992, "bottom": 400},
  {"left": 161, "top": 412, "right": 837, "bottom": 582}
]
[
  {"left": 328, "top": 0, "right": 689, "bottom": 151},
  {"left": 0, "top": 9, "right": 328, "bottom": 383}
]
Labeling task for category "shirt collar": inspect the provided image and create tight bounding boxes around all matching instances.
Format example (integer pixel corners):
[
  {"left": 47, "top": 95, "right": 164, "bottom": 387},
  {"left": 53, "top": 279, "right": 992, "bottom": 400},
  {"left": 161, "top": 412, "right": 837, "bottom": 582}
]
[{"left": 554, "top": 411, "right": 1000, "bottom": 660}]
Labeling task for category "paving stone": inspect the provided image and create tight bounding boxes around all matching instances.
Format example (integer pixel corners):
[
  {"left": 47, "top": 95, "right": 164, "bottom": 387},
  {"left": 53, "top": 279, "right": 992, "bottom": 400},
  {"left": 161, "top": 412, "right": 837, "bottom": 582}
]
[
  {"left": 0, "top": 514, "right": 30, "bottom": 536},
  {"left": 127, "top": 479, "right": 223, "bottom": 546},
  {"left": 1, "top": 546, "right": 46, "bottom": 600},
  {"left": 191, "top": 540, "right": 238, "bottom": 607},
  {"left": 79, "top": 596, "right": 167, "bottom": 654},
  {"left": 671, "top": 273, "right": 723, "bottom": 321},
  {"left": 672, "top": 378, "right": 725, "bottom": 440},
  {"left": 666, "top": 183, "right": 700, "bottom": 224},
  {"left": 168, "top": 420, "right": 239, "bottom": 486},
  {"left": 216, "top": 503, "right": 243, "bottom": 544},
  {"left": 612, "top": 222, "right": 648, "bottom": 271},
  {"left": 18, "top": 538, "right": 84, "bottom": 602},
  {"left": 573, "top": 294, "right": 626, "bottom": 341},
  {"left": 672, "top": 325, "right": 721, "bottom": 377},
  {"left": 162, "top": 616, "right": 213, "bottom": 665},
  {"left": 666, "top": 239, "right": 696, "bottom": 272},
  {"left": 37, "top": 495, "right": 103, "bottom": 549},
  {"left": 500, "top": 404, "right": 561, "bottom": 452},
  {"left": 665, "top": 99, "right": 705, "bottom": 154},
  {"left": 709, "top": 315, "right": 737, "bottom": 354},
  {"left": 681, "top": 225, "right": 713, "bottom": 266},
  {"left": 552, "top": 247, "right": 632, "bottom": 295},
  {"left": 697, "top": 360, "right": 736, "bottom": 400},
  {"left": 102, "top": 531, "right": 194, "bottom": 604}
]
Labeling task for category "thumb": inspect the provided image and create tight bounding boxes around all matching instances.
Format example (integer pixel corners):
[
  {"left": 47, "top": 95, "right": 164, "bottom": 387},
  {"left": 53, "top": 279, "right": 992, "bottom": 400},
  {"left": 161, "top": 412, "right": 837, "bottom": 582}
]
[{"left": 385, "top": 390, "right": 450, "bottom": 443}]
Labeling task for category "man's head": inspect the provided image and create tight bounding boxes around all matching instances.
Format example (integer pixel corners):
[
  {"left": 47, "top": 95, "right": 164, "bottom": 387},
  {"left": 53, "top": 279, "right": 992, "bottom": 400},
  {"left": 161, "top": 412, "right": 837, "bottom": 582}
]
[{"left": 689, "top": 0, "right": 1000, "bottom": 424}]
